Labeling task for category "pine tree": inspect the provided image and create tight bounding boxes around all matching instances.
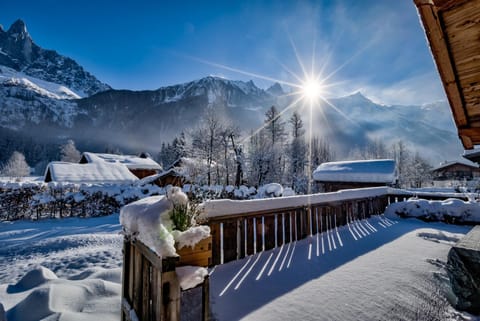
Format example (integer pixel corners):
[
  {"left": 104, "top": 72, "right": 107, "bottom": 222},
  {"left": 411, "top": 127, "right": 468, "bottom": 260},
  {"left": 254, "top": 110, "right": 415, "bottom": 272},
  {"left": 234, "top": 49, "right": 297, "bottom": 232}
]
[
  {"left": 1, "top": 151, "right": 30, "bottom": 177},
  {"left": 60, "top": 140, "right": 81, "bottom": 162},
  {"left": 263, "top": 106, "right": 286, "bottom": 184}
]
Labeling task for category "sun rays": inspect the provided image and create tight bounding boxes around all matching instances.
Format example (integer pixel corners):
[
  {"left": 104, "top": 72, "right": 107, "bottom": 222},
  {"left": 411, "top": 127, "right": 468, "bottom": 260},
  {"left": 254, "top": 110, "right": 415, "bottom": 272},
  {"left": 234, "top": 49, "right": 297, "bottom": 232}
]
[{"left": 184, "top": 31, "right": 364, "bottom": 191}]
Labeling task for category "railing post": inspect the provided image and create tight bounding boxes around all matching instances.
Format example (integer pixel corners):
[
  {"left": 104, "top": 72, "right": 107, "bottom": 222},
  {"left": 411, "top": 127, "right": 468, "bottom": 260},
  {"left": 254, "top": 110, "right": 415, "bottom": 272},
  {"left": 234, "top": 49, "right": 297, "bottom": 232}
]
[{"left": 220, "top": 222, "right": 224, "bottom": 264}]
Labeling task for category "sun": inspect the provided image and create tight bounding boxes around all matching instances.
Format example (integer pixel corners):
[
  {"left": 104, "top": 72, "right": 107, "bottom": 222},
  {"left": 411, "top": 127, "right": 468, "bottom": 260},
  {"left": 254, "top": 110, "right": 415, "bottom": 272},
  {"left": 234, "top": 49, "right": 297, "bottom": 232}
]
[{"left": 301, "top": 78, "right": 323, "bottom": 101}]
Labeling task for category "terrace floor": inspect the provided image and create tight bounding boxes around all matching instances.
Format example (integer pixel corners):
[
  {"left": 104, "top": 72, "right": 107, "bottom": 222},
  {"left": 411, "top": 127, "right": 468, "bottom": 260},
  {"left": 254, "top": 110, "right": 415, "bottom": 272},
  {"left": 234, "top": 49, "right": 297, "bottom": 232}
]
[{"left": 209, "top": 216, "right": 474, "bottom": 321}]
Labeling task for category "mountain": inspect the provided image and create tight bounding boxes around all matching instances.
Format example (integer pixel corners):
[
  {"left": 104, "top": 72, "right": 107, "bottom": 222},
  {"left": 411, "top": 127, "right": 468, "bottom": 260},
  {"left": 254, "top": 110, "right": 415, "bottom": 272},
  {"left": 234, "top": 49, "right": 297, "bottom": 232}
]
[
  {"left": 0, "top": 20, "right": 464, "bottom": 169},
  {"left": 0, "top": 19, "right": 110, "bottom": 97},
  {"left": 314, "top": 92, "right": 462, "bottom": 161}
]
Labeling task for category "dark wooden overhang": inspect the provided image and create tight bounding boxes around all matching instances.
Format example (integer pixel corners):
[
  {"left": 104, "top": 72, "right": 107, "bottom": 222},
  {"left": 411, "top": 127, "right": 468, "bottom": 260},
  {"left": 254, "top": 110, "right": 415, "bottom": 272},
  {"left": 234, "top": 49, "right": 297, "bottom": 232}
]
[{"left": 414, "top": 0, "right": 480, "bottom": 149}]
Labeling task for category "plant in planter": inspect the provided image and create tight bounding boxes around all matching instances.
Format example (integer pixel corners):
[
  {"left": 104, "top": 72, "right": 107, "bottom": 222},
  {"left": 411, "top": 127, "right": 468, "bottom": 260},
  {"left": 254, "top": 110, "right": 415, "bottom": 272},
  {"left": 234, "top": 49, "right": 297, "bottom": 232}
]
[{"left": 166, "top": 187, "right": 212, "bottom": 267}]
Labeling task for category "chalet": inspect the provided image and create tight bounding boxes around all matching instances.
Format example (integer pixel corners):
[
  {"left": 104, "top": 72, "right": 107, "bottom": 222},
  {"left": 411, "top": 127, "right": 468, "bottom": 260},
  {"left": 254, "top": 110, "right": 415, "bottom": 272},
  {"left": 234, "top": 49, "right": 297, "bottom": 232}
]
[
  {"left": 431, "top": 160, "right": 480, "bottom": 180},
  {"left": 135, "top": 169, "right": 187, "bottom": 187},
  {"left": 313, "top": 159, "right": 397, "bottom": 192},
  {"left": 44, "top": 162, "right": 138, "bottom": 184},
  {"left": 79, "top": 152, "right": 162, "bottom": 179}
]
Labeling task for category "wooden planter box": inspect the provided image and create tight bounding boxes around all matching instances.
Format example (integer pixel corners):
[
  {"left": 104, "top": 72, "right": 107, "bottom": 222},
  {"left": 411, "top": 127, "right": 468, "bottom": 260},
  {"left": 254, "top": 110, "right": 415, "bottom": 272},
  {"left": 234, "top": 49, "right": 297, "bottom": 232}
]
[{"left": 176, "top": 235, "right": 212, "bottom": 267}]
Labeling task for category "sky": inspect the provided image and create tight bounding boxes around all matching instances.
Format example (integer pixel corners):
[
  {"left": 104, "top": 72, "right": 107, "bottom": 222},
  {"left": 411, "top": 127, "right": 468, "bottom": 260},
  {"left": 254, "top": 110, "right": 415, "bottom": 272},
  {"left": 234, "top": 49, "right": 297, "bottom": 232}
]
[{"left": 0, "top": 0, "right": 446, "bottom": 105}]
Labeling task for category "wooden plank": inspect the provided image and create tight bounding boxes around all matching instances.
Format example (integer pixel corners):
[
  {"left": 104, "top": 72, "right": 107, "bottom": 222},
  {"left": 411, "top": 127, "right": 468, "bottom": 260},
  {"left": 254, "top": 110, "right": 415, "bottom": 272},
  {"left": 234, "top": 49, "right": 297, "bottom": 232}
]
[
  {"left": 414, "top": 0, "right": 468, "bottom": 129},
  {"left": 133, "top": 239, "right": 164, "bottom": 269},
  {"left": 202, "top": 276, "right": 210, "bottom": 321},
  {"left": 142, "top": 258, "right": 151, "bottom": 321},
  {"left": 128, "top": 243, "right": 135, "bottom": 306},
  {"left": 177, "top": 251, "right": 212, "bottom": 267},
  {"left": 162, "top": 271, "right": 180, "bottom": 321},
  {"left": 264, "top": 214, "right": 276, "bottom": 250},
  {"left": 209, "top": 222, "right": 221, "bottom": 266},
  {"left": 177, "top": 236, "right": 212, "bottom": 255},
  {"left": 152, "top": 268, "right": 162, "bottom": 321},
  {"left": 133, "top": 248, "right": 143, "bottom": 317},
  {"left": 247, "top": 217, "right": 254, "bottom": 255}
]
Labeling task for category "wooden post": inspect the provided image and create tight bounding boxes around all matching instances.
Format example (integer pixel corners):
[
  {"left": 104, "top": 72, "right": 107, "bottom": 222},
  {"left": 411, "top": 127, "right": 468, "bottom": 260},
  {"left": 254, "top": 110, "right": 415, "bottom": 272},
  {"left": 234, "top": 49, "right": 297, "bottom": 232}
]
[
  {"left": 202, "top": 275, "right": 210, "bottom": 321},
  {"left": 162, "top": 270, "right": 180, "bottom": 321}
]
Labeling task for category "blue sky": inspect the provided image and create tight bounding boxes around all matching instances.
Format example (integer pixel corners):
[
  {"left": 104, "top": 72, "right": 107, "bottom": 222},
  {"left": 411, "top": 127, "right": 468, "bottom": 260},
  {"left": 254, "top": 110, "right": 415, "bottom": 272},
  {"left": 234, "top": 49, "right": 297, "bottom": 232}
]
[{"left": 0, "top": 0, "right": 445, "bottom": 105}]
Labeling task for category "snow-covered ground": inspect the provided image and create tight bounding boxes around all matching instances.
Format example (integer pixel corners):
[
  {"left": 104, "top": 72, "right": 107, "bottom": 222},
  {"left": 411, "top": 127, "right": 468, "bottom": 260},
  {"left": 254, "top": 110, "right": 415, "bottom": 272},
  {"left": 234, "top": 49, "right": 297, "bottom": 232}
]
[{"left": 0, "top": 213, "right": 478, "bottom": 320}]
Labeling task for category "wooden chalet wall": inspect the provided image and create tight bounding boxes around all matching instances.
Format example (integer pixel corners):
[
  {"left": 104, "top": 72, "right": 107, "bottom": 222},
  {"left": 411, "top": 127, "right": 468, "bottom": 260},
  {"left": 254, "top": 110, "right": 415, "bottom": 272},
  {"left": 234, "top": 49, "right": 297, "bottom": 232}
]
[
  {"left": 319, "top": 182, "right": 389, "bottom": 193},
  {"left": 130, "top": 169, "right": 158, "bottom": 179}
]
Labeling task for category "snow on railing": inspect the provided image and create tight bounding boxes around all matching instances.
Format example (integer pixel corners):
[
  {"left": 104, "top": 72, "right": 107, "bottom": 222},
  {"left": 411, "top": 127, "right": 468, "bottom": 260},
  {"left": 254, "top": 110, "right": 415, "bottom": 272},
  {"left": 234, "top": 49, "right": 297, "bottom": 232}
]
[{"left": 203, "top": 187, "right": 470, "bottom": 266}]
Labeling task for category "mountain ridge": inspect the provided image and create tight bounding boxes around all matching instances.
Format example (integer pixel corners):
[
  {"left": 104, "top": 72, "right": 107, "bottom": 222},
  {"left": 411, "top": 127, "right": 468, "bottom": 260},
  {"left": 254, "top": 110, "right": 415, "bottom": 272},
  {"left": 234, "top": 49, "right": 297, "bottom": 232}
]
[{"left": 0, "top": 19, "right": 464, "bottom": 168}]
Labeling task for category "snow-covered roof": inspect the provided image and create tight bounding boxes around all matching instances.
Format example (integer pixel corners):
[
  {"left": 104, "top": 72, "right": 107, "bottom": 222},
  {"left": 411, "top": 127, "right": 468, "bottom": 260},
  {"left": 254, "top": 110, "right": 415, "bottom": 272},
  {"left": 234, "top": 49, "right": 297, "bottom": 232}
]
[
  {"left": 431, "top": 159, "right": 479, "bottom": 172},
  {"left": 312, "top": 159, "right": 396, "bottom": 183},
  {"left": 81, "top": 152, "right": 162, "bottom": 170},
  {"left": 44, "top": 161, "right": 139, "bottom": 184}
]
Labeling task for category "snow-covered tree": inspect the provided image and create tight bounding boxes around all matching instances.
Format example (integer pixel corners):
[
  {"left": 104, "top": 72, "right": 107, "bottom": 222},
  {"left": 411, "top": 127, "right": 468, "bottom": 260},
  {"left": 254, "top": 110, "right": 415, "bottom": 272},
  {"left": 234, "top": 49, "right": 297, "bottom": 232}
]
[
  {"left": 247, "top": 129, "right": 271, "bottom": 187},
  {"left": 158, "top": 132, "right": 187, "bottom": 168},
  {"left": 1, "top": 151, "right": 31, "bottom": 177},
  {"left": 289, "top": 112, "right": 307, "bottom": 192},
  {"left": 191, "top": 109, "right": 225, "bottom": 185},
  {"left": 60, "top": 139, "right": 81, "bottom": 163},
  {"left": 263, "top": 106, "right": 287, "bottom": 184}
]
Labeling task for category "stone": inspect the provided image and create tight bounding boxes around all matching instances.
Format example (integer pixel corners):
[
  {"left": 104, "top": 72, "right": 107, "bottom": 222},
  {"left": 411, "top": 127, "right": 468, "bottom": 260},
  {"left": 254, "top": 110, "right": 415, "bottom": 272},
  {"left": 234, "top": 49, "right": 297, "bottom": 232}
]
[{"left": 447, "top": 225, "right": 480, "bottom": 315}]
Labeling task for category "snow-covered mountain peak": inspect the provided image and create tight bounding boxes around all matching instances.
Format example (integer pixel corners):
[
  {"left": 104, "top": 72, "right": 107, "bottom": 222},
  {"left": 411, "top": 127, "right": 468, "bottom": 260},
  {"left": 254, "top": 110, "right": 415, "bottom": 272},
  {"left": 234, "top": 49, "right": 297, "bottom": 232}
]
[
  {"left": 339, "top": 91, "right": 374, "bottom": 105},
  {"left": 7, "top": 19, "right": 29, "bottom": 39},
  {"left": 266, "top": 82, "right": 284, "bottom": 96},
  {"left": 0, "top": 19, "right": 110, "bottom": 97}
]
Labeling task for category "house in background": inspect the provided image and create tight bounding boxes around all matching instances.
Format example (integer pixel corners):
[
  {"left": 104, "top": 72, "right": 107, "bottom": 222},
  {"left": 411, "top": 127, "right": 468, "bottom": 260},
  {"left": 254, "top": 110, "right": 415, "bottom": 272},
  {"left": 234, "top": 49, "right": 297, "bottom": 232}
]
[
  {"left": 431, "top": 160, "right": 480, "bottom": 181},
  {"left": 79, "top": 152, "right": 162, "bottom": 179},
  {"left": 44, "top": 162, "right": 139, "bottom": 184},
  {"left": 313, "top": 159, "right": 397, "bottom": 192}
]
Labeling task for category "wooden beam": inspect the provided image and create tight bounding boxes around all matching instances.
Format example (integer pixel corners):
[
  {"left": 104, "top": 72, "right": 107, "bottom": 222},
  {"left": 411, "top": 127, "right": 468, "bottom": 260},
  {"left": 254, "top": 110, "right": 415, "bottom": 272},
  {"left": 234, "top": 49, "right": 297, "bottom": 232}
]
[
  {"left": 414, "top": 0, "right": 469, "bottom": 129},
  {"left": 433, "top": 0, "right": 472, "bottom": 10}
]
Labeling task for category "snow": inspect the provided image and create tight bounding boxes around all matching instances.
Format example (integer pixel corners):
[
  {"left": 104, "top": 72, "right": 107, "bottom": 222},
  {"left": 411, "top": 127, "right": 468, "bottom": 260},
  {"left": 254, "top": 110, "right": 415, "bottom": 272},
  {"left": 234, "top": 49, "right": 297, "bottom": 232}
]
[
  {"left": 313, "top": 159, "right": 397, "bottom": 183},
  {"left": 120, "top": 187, "right": 211, "bottom": 257},
  {"left": 210, "top": 218, "right": 474, "bottom": 321},
  {"left": 119, "top": 195, "right": 177, "bottom": 257},
  {"left": 385, "top": 198, "right": 480, "bottom": 223},
  {"left": 0, "top": 211, "right": 477, "bottom": 320},
  {"left": 257, "top": 183, "right": 283, "bottom": 198},
  {"left": 0, "top": 65, "right": 82, "bottom": 99},
  {"left": 203, "top": 187, "right": 390, "bottom": 218},
  {"left": 172, "top": 225, "right": 210, "bottom": 250},
  {"left": 81, "top": 152, "right": 162, "bottom": 170},
  {"left": 175, "top": 266, "right": 208, "bottom": 291},
  {"left": 45, "top": 161, "right": 139, "bottom": 184}
]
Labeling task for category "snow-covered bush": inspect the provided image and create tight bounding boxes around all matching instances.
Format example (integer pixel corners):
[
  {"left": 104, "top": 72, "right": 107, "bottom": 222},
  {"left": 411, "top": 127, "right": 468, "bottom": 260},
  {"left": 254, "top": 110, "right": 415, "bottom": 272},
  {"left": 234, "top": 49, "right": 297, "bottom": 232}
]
[{"left": 384, "top": 198, "right": 480, "bottom": 223}]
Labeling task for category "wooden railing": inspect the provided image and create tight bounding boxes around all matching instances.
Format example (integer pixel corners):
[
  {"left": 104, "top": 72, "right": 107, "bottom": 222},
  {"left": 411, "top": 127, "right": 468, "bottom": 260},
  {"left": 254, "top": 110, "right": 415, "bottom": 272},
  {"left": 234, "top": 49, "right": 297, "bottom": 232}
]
[
  {"left": 120, "top": 187, "right": 469, "bottom": 320},
  {"left": 205, "top": 187, "right": 470, "bottom": 266}
]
